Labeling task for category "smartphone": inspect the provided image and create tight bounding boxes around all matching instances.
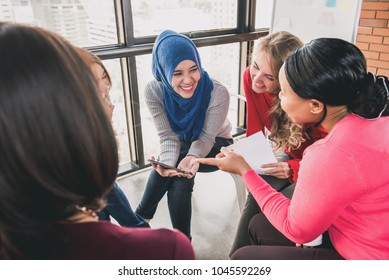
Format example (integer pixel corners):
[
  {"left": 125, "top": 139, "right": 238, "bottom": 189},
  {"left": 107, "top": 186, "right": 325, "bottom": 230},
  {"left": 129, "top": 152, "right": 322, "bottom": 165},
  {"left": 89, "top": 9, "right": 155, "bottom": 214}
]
[{"left": 148, "top": 159, "right": 192, "bottom": 175}]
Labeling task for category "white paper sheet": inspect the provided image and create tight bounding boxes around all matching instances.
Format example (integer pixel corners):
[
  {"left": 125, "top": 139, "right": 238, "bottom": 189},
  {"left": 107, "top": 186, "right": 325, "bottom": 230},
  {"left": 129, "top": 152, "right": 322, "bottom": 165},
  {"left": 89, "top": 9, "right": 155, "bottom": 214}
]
[{"left": 227, "top": 131, "right": 277, "bottom": 174}]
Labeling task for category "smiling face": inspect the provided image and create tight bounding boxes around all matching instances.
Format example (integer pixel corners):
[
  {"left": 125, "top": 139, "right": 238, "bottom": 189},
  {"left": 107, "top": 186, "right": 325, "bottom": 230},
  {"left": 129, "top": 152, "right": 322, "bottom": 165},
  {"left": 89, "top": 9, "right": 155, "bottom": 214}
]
[
  {"left": 171, "top": 60, "right": 200, "bottom": 99},
  {"left": 91, "top": 63, "right": 111, "bottom": 99},
  {"left": 90, "top": 62, "right": 114, "bottom": 119},
  {"left": 250, "top": 50, "right": 280, "bottom": 95}
]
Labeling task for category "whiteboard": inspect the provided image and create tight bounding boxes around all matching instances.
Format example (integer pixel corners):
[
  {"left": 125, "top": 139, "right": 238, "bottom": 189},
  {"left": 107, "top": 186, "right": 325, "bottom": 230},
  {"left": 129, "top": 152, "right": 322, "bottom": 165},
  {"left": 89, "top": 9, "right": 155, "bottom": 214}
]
[{"left": 270, "top": 0, "right": 362, "bottom": 43}]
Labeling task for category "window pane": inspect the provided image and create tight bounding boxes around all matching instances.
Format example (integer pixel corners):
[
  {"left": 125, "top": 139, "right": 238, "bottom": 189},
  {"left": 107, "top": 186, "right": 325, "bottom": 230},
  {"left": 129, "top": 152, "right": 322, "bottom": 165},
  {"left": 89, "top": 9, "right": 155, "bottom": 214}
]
[
  {"left": 0, "top": 0, "right": 118, "bottom": 47},
  {"left": 132, "top": 0, "right": 238, "bottom": 37},
  {"left": 198, "top": 44, "right": 240, "bottom": 130},
  {"left": 255, "top": 0, "right": 274, "bottom": 29},
  {"left": 103, "top": 59, "right": 131, "bottom": 166},
  {"left": 136, "top": 43, "right": 240, "bottom": 162},
  {"left": 136, "top": 54, "right": 159, "bottom": 160}
]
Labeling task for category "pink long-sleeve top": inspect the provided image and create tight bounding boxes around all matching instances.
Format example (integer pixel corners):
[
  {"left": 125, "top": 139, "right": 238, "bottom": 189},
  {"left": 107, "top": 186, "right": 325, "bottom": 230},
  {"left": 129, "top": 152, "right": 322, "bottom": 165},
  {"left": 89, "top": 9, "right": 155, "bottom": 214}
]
[{"left": 243, "top": 114, "right": 389, "bottom": 259}]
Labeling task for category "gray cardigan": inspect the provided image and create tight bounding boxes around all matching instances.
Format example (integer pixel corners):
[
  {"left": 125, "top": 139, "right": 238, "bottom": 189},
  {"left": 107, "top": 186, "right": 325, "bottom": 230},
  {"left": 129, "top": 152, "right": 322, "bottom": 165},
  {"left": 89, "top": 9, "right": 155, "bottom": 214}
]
[{"left": 145, "top": 79, "right": 232, "bottom": 166}]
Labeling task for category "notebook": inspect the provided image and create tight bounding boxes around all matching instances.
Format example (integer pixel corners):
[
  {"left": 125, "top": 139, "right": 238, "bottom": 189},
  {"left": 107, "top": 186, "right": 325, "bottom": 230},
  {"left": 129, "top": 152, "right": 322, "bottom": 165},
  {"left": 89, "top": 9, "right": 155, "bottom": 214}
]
[{"left": 227, "top": 131, "right": 277, "bottom": 174}]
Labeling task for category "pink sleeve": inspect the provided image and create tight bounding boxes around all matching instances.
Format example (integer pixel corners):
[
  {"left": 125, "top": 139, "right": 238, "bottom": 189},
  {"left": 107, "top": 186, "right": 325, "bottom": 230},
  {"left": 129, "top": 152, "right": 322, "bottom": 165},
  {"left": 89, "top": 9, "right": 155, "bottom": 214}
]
[{"left": 243, "top": 144, "right": 365, "bottom": 244}]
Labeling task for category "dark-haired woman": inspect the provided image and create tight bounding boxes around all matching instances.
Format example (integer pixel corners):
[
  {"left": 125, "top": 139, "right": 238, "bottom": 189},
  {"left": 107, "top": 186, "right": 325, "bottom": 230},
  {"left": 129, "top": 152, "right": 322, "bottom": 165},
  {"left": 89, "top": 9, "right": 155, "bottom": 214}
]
[{"left": 197, "top": 38, "right": 389, "bottom": 260}]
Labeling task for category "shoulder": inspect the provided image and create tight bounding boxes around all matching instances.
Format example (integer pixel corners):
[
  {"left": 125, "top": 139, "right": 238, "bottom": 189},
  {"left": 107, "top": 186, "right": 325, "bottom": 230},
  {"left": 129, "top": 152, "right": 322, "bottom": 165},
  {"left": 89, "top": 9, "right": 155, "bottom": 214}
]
[
  {"left": 244, "top": 66, "right": 250, "bottom": 76},
  {"left": 211, "top": 79, "right": 230, "bottom": 98},
  {"left": 212, "top": 79, "right": 227, "bottom": 90},
  {"left": 145, "top": 80, "right": 163, "bottom": 99},
  {"left": 243, "top": 66, "right": 251, "bottom": 81},
  {"left": 303, "top": 115, "right": 365, "bottom": 157},
  {"left": 62, "top": 222, "right": 194, "bottom": 260},
  {"left": 113, "top": 226, "right": 195, "bottom": 260}
]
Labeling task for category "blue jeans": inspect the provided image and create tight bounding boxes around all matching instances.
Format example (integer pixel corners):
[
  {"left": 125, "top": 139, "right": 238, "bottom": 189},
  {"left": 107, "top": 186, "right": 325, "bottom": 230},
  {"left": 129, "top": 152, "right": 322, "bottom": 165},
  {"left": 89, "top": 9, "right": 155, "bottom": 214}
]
[
  {"left": 97, "top": 182, "right": 149, "bottom": 228},
  {"left": 136, "top": 137, "right": 233, "bottom": 238}
]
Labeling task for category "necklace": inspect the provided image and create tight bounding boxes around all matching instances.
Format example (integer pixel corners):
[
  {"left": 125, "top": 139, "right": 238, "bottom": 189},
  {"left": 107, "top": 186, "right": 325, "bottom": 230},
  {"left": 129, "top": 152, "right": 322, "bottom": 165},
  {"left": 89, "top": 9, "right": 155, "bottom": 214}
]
[{"left": 67, "top": 205, "right": 99, "bottom": 223}]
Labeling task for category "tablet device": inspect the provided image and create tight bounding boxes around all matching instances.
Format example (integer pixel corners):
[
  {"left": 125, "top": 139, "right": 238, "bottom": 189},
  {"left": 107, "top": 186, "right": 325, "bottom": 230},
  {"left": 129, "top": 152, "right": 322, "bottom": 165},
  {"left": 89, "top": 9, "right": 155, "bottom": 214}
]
[{"left": 148, "top": 159, "right": 192, "bottom": 175}]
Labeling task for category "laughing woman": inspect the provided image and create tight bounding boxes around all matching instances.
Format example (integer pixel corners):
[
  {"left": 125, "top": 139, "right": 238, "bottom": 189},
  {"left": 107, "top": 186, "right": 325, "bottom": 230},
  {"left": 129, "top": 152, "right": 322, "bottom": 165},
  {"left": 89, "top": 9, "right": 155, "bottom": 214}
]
[{"left": 136, "top": 30, "right": 232, "bottom": 239}]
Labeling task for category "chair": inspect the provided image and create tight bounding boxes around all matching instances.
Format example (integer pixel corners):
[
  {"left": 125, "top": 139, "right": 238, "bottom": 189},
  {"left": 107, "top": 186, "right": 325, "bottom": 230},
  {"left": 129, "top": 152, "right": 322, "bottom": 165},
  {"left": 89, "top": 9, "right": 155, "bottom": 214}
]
[
  {"left": 229, "top": 93, "right": 248, "bottom": 213},
  {"left": 229, "top": 173, "right": 247, "bottom": 213}
]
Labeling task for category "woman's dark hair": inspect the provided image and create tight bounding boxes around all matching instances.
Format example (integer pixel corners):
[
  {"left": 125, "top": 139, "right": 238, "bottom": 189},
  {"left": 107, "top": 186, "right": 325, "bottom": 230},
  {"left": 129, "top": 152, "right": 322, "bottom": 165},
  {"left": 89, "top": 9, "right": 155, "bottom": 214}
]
[
  {"left": 284, "top": 37, "right": 389, "bottom": 119},
  {"left": 0, "top": 22, "right": 118, "bottom": 259}
]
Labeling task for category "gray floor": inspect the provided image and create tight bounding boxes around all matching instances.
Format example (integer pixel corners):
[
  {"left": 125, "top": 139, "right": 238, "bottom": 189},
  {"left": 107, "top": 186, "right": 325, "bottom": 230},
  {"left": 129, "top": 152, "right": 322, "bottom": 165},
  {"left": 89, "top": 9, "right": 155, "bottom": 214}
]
[{"left": 117, "top": 168, "right": 242, "bottom": 260}]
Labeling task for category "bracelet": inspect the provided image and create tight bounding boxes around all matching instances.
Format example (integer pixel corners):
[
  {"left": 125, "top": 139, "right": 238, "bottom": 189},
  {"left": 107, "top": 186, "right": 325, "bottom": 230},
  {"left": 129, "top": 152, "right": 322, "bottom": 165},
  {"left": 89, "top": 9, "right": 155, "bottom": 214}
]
[{"left": 187, "top": 154, "right": 198, "bottom": 159}]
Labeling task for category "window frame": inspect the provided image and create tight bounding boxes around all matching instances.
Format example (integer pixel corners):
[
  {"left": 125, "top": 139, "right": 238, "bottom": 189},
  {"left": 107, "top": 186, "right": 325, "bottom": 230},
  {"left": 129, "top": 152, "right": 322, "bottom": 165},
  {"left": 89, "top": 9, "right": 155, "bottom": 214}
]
[{"left": 89, "top": 0, "right": 270, "bottom": 176}]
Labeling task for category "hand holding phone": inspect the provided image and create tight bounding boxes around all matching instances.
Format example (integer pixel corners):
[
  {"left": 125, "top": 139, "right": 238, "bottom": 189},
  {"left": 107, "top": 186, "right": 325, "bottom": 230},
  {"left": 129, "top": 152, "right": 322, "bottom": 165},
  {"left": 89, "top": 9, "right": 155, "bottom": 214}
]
[{"left": 148, "top": 159, "right": 193, "bottom": 175}]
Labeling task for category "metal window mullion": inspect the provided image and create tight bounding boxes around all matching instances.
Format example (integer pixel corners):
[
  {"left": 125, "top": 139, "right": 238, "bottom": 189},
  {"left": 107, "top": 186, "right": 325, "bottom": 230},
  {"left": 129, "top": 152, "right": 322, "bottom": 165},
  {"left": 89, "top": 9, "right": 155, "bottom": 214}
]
[
  {"left": 96, "top": 32, "right": 264, "bottom": 59},
  {"left": 248, "top": 0, "right": 256, "bottom": 32},
  {"left": 121, "top": 0, "right": 135, "bottom": 46},
  {"left": 120, "top": 0, "right": 146, "bottom": 173},
  {"left": 126, "top": 56, "right": 145, "bottom": 168},
  {"left": 237, "top": 0, "right": 249, "bottom": 33},
  {"left": 113, "top": 0, "right": 125, "bottom": 44}
]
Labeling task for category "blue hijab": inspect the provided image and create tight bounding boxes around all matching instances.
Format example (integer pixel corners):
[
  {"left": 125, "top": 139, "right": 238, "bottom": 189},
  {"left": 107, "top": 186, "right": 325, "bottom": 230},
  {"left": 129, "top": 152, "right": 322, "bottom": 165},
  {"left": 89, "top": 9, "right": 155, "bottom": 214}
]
[{"left": 152, "top": 30, "right": 213, "bottom": 142}]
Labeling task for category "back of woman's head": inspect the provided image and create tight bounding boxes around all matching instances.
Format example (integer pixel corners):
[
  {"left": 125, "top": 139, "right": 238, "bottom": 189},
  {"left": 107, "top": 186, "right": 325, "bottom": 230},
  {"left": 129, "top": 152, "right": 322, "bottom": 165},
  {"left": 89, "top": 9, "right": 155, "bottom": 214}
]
[
  {"left": 284, "top": 37, "right": 389, "bottom": 119},
  {"left": 0, "top": 22, "right": 118, "bottom": 258},
  {"left": 253, "top": 31, "right": 303, "bottom": 82}
]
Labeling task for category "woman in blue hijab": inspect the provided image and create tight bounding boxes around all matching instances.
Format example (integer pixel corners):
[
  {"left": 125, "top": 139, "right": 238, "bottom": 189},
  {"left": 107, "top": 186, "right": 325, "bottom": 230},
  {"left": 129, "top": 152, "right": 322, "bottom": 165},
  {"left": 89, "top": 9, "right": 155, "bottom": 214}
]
[{"left": 136, "top": 30, "right": 232, "bottom": 239}]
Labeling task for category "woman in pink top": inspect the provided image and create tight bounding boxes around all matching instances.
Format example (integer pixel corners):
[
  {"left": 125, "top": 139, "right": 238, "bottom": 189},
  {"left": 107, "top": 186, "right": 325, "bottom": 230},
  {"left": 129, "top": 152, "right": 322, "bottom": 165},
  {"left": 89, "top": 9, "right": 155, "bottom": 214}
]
[{"left": 198, "top": 38, "right": 389, "bottom": 259}]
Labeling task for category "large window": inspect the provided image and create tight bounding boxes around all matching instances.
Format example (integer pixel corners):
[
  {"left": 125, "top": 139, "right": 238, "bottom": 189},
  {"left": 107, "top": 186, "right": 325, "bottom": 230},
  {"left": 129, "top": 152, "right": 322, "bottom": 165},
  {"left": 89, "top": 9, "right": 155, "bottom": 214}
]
[
  {"left": 132, "top": 0, "right": 238, "bottom": 37},
  {"left": 1, "top": 0, "right": 273, "bottom": 175},
  {"left": 0, "top": 0, "right": 119, "bottom": 47},
  {"left": 256, "top": 0, "right": 274, "bottom": 29}
]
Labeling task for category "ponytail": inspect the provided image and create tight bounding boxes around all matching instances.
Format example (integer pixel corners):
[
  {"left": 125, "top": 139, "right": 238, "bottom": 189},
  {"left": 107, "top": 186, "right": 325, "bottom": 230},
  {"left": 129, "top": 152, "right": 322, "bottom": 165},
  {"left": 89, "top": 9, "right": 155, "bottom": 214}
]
[{"left": 350, "top": 73, "right": 389, "bottom": 119}]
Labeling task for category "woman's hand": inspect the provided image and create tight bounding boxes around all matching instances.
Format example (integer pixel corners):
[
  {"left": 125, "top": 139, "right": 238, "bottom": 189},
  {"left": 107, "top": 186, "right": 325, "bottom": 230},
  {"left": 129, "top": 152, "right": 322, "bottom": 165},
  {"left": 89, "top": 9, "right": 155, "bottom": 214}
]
[
  {"left": 178, "top": 155, "right": 199, "bottom": 179},
  {"left": 195, "top": 147, "right": 251, "bottom": 176},
  {"left": 149, "top": 156, "right": 180, "bottom": 177},
  {"left": 261, "top": 161, "right": 291, "bottom": 179}
]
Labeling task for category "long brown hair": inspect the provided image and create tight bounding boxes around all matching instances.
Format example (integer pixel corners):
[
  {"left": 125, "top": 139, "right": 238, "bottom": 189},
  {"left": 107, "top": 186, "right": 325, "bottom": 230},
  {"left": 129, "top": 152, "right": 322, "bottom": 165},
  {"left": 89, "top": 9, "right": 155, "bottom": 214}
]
[{"left": 0, "top": 22, "right": 118, "bottom": 259}]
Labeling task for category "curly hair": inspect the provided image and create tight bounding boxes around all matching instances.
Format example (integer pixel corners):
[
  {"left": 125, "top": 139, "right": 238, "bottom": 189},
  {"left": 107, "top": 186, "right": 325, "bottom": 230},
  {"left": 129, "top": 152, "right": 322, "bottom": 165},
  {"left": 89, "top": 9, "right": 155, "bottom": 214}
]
[
  {"left": 268, "top": 100, "right": 305, "bottom": 151},
  {"left": 252, "top": 31, "right": 305, "bottom": 150}
]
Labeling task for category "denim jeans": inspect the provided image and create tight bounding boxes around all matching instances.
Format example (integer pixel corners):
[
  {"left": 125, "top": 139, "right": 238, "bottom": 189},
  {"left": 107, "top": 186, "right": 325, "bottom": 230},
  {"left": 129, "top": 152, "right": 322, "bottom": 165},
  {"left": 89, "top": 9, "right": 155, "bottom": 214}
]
[
  {"left": 97, "top": 182, "right": 149, "bottom": 228},
  {"left": 136, "top": 137, "right": 233, "bottom": 238}
]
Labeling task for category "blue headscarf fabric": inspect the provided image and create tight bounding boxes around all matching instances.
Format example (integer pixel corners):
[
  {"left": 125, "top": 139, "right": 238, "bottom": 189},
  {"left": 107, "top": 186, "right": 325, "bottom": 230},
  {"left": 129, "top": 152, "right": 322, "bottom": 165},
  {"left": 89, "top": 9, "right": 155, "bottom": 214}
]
[{"left": 152, "top": 30, "right": 213, "bottom": 142}]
